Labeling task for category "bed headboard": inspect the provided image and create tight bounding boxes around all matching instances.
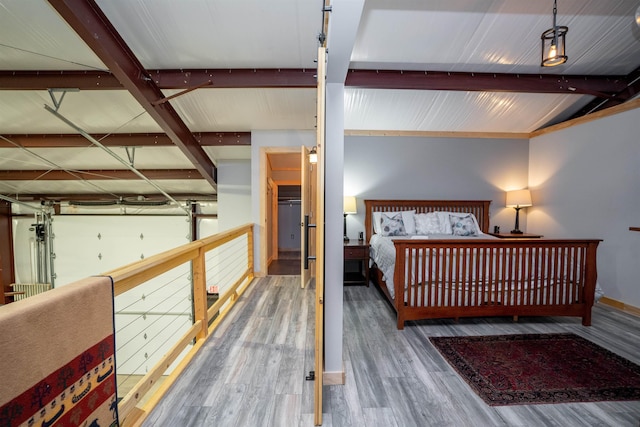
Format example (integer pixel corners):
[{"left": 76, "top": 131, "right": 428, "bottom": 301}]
[{"left": 364, "top": 199, "right": 491, "bottom": 241}]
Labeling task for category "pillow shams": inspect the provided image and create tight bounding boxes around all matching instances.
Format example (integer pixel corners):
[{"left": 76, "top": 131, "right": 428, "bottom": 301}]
[
  {"left": 379, "top": 212, "right": 407, "bottom": 236},
  {"left": 436, "top": 212, "right": 453, "bottom": 234},
  {"left": 450, "top": 213, "right": 479, "bottom": 236},
  {"left": 373, "top": 212, "right": 382, "bottom": 234},
  {"left": 373, "top": 210, "right": 414, "bottom": 235},
  {"left": 414, "top": 212, "right": 441, "bottom": 234},
  {"left": 401, "top": 210, "right": 416, "bottom": 234}
]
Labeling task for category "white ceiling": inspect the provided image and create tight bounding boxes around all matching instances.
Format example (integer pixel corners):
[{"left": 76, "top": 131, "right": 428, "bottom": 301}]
[{"left": 1, "top": 0, "right": 639, "bottom": 203}]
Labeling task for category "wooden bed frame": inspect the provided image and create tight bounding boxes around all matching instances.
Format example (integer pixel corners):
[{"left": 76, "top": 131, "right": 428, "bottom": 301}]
[{"left": 365, "top": 200, "right": 601, "bottom": 329}]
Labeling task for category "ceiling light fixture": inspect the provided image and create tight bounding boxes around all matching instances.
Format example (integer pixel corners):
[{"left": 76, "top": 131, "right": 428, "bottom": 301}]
[{"left": 541, "top": 0, "right": 568, "bottom": 67}]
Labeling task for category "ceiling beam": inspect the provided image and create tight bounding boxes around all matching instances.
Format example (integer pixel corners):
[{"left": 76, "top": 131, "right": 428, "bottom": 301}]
[
  {"left": 1, "top": 68, "right": 629, "bottom": 96},
  {"left": 568, "top": 65, "right": 640, "bottom": 120},
  {"left": 5, "top": 193, "right": 217, "bottom": 202},
  {"left": 46, "top": 0, "right": 217, "bottom": 189},
  {"left": 0, "top": 70, "right": 119, "bottom": 90},
  {"left": 0, "top": 132, "right": 250, "bottom": 148},
  {"left": 149, "top": 69, "right": 317, "bottom": 89},
  {"left": 0, "top": 169, "right": 201, "bottom": 180},
  {"left": 0, "top": 69, "right": 317, "bottom": 90},
  {"left": 344, "top": 70, "right": 628, "bottom": 96}
]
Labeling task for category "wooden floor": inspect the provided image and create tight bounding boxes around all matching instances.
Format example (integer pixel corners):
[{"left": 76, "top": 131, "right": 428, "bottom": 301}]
[
  {"left": 142, "top": 276, "right": 640, "bottom": 427},
  {"left": 268, "top": 250, "right": 301, "bottom": 275}
]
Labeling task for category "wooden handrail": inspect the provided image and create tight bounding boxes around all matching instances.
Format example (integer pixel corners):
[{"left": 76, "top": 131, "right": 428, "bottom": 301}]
[
  {"left": 104, "top": 224, "right": 253, "bottom": 296},
  {"left": 110, "top": 223, "right": 254, "bottom": 427}
]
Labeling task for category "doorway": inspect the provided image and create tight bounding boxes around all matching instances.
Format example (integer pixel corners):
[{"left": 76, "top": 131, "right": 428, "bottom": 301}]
[
  {"left": 271, "top": 185, "right": 301, "bottom": 275},
  {"left": 260, "top": 148, "right": 303, "bottom": 276}
]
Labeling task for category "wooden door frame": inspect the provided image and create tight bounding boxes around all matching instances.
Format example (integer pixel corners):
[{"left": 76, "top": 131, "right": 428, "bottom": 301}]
[{"left": 259, "top": 146, "right": 303, "bottom": 276}]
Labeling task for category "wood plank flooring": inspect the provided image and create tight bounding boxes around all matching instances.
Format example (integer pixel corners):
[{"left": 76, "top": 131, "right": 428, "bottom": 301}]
[
  {"left": 141, "top": 276, "right": 640, "bottom": 427},
  {"left": 268, "top": 250, "right": 301, "bottom": 275}
]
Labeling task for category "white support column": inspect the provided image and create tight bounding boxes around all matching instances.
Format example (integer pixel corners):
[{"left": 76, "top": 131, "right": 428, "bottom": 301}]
[
  {"left": 324, "top": 82, "right": 345, "bottom": 378},
  {"left": 323, "top": 0, "right": 365, "bottom": 383}
]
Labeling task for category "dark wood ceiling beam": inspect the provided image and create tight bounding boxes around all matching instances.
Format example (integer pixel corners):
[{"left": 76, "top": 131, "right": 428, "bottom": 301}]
[
  {"left": 0, "top": 132, "right": 250, "bottom": 148},
  {"left": 0, "top": 169, "right": 201, "bottom": 180},
  {"left": 47, "top": 0, "right": 217, "bottom": 188},
  {"left": 344, "top": 70, "right": 628, "bottom": 96}
]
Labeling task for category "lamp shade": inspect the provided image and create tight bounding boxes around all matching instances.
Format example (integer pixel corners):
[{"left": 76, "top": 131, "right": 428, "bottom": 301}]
[
  {"left": 343, "top": 196, "right": 357, "bottom": 214},
  {"left": 506, "top": 189, "right": 532, "bottom": 208}
]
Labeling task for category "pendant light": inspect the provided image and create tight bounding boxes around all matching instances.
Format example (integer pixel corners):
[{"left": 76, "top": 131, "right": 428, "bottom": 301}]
[{"left": 541, "top": 0, "right": 568, "bottom": 67}]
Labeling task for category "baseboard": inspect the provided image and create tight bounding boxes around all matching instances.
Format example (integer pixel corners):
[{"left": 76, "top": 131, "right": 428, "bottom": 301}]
[
  {"left": 599, "top": 296, "right": 640, "bottom": 317},
  {"left": 323, "top": 370, "right": 345, "bottom": 385}
]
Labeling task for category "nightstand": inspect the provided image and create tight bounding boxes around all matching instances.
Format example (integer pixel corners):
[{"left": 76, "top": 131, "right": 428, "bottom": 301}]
[
  {"left": 488, "top": 232, "right": 543, "bottom": 239},
  {"left": 344, "top": 241, "right": 369, "bottom": 286}
]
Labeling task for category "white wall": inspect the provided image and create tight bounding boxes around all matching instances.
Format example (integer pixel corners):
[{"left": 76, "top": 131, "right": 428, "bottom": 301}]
[
  {"left": 217, "top": 159, "right": 252, "bottom": 232},
  {"left": 344, "top": 135, "right": 530, "bottom": 239},
  {"left": 529, "top": 109, "right": 640, "bottom": 307},
  {"left": 325, "top": 83, "right": 346, "bottom": 376}
]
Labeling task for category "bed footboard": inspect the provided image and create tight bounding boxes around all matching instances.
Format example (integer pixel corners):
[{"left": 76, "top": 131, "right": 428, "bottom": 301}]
[{"left": 392, "top": 239, "right": 600, "bottom": 329}]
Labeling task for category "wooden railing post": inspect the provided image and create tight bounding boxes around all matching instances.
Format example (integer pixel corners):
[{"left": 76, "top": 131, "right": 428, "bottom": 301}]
[
  {"left": 247, "top": 226, "right": 254, "bottom": 278},
  {"left": 192, "top": 245, "right": 208, "bottom": 341}
]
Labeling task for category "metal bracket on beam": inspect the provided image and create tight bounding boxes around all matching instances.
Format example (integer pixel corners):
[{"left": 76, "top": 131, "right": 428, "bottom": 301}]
[
  {"left": 47, "top": 88, "right": 79, "bottom": 112},
  {"left": 151, "top": 80, "right": 212, "bottom": 106},
  {"left": 125, "top": 146, "right": 137, "bottom": 167}
]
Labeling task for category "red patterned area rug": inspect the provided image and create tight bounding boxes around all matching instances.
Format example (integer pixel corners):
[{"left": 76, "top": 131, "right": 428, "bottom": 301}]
[{"left": 429, "top": 333, "right": 640, "bottom": 406}]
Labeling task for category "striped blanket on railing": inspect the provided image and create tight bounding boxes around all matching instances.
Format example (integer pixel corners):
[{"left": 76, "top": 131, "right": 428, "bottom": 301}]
[{"left": 0, "top": 276, "right": 119, "bottom": 427}]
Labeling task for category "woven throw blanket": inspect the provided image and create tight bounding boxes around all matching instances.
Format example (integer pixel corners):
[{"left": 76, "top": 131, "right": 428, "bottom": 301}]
[{"left": 0, "top": 276, "right": 119, "bottom": 427}]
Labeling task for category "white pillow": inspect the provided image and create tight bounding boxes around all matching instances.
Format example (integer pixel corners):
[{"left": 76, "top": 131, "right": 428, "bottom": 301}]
[
  {"left": 415, "top": 212, "right": 441, "bottom": 235},
  {"left": 373, "top": 212, "right": 382, "bottom": 234},
  {"left": 436, "top": 212, "right": 453, "bottom": 234},
  {"left": 401, "top": 210, "right": 416, "bottom": 235}
]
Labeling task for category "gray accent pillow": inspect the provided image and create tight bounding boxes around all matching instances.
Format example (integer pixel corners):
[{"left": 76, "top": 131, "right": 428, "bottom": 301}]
[
  {"left": 380, "top": 212, "right": 407, "bottom": 236},
  {"left": 450, "top": 214, "right": 478, "bottom": 236}
]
